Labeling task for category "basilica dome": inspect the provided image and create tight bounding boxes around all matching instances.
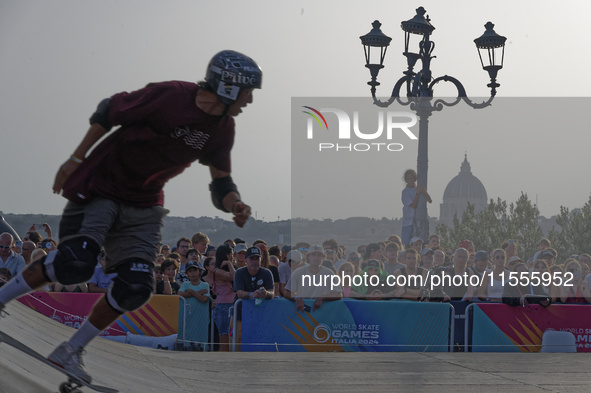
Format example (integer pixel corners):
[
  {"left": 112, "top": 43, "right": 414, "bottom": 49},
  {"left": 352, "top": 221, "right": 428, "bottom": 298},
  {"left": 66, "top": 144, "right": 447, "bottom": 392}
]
[{"left": 439, "top": 154, "right": 487, "bottom": 225}]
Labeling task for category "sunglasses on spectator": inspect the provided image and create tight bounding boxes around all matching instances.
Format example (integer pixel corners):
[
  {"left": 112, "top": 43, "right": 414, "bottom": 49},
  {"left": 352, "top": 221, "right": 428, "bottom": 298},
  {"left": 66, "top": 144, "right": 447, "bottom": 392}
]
[
  {"left": 0, "top": 245, "right": 11, "bottom": 250},
  {"left": 298, "top": 248, "right": 308, "bottom": 252}
]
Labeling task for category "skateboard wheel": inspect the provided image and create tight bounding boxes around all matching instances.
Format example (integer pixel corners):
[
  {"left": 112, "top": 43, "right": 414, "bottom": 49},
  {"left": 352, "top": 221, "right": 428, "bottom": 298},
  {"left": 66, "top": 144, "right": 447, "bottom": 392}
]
[{"left": 59, "top": 382, "right": 81, "bottom": 393}]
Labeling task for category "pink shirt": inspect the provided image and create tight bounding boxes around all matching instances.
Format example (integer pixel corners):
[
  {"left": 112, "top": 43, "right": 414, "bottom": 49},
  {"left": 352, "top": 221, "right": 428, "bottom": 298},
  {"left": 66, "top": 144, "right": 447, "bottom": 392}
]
[{"left": 213, "top": 268, "right": 235, "bottom": 304}]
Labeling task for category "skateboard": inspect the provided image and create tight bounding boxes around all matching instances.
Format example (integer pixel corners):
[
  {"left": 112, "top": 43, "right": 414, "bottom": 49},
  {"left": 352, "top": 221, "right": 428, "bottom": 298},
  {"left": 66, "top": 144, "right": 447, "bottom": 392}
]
[{"left": 0, "top": 330, "right": 118, "bottom": 393}]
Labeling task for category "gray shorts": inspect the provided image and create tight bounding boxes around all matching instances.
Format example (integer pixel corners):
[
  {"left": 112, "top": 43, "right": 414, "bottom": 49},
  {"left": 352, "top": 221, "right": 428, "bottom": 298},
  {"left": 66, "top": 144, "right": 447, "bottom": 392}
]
[{"left": 59, "top": 198, "right": 168, "bottom": 273}]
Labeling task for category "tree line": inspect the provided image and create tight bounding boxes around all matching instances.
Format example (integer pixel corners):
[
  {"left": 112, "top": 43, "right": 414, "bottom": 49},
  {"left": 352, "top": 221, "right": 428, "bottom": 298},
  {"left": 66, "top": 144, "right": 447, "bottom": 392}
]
[{"left": 436, "top": 193, "right": 591, "bottom": 262}]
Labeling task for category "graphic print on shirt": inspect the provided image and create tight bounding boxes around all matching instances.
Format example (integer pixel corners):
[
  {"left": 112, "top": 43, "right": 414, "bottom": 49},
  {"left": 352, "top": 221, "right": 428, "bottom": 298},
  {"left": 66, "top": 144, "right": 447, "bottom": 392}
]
[{"left": 171, "top": 126, "right": 210, "bottom": 150}]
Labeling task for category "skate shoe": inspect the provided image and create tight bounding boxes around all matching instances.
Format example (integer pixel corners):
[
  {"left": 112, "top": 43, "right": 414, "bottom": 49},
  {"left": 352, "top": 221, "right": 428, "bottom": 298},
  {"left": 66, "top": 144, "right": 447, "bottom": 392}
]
[{"left": 48, "top": 342, "right": 92, "bottom": 383}]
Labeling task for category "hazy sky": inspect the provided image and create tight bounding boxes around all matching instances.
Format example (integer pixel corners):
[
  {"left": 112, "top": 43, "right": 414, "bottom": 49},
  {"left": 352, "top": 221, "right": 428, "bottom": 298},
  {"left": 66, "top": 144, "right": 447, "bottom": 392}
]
[{"left": 2, "top": 1, "right": 591, "bottom": 222}]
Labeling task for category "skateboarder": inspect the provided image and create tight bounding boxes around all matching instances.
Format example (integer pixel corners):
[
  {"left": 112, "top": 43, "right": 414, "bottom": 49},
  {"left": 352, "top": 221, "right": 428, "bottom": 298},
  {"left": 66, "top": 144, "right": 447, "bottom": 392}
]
[{"left": 0, "top": 50, "right": 262, "bottom": 383}]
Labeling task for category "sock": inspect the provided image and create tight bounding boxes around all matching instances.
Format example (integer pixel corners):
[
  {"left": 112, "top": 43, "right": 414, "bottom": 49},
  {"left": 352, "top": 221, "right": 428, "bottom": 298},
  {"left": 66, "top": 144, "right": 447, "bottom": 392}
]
[
  {"left": 0, "top": 273, "right": 34, "bottom": 305},
  {"left": 68, "top": 319, "right": 102, "bottom": 350}
]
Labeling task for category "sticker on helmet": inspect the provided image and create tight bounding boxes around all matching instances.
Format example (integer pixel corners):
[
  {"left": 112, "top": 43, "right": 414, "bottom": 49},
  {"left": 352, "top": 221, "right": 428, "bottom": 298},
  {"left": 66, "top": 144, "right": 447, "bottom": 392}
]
[{"left": 217, "top": 82, "right": 240, "bottom": 101}]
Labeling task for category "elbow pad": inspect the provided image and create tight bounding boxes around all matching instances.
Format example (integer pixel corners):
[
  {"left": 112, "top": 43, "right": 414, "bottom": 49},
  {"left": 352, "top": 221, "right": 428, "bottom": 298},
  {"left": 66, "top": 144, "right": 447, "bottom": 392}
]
[
  {"left": 89, "top": 98, "right": 113, "bottom": 131},
  {"left": 209, "top": 176, "right": 239, "bottom": 212}
]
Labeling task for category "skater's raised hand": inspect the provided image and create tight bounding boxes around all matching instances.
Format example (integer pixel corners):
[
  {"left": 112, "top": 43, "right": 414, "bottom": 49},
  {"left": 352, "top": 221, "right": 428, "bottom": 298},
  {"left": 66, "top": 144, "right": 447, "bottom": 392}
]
[
  {"left": 52, "top": 123, "right": 109, "bottom": 195},
  {"left": 53, "top": 159, "right": 81, "bottom": 194},
  {"left": 232, "top": 200, "right": 251, "bottom": 228}
]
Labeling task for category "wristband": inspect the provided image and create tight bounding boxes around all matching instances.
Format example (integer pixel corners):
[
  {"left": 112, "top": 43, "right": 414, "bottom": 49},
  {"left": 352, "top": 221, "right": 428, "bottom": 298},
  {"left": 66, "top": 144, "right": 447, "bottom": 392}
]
[
  {"left": 294, "top": 296, "right": 300, "bottom": 301},
  {"left": 249, "top": 292, "right": 254, "bottom": 299},
  {"left": 69, "top": 155, "right": 84, "bottom": 164}
]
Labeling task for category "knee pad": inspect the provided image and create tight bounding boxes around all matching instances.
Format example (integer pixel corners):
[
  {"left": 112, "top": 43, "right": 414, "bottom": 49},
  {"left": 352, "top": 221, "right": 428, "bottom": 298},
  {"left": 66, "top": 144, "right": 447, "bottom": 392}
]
[
  {"left": 43, "top": 235, "right": 101, "bottom": 285},
  {"left": 106, "top": 258, "right": 155, "bottom": 314}
]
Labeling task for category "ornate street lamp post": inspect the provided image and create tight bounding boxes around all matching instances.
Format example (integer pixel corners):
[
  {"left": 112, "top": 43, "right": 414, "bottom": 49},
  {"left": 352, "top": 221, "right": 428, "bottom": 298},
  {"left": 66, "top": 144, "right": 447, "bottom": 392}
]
[{"left": 360, "top": 6, "right": 506, "bottom": 242}]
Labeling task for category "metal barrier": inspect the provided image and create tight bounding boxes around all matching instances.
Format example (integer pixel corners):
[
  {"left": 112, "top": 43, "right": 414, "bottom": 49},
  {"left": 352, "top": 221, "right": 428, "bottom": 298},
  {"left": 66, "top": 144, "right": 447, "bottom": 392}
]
[
  {"left": 231, "top": 300, "right": 241, "bottom": 352},
  {"left": 464, "top": 303, "right": 475, "bottom": 352},
  {"left": 463, "top": 302, "right": 591, "bottom": 353},
  {"left": 231, "top": 299, "right": 454, "bottom": 352},
  {"left": 449, "top": 303, "right": 456, "bottom": 352},
  {"left": 177, "top": 296, "right": 213, "bottom": 351},
  {"left": 177, "top": 296, "right": 187, "bottom": 345}
]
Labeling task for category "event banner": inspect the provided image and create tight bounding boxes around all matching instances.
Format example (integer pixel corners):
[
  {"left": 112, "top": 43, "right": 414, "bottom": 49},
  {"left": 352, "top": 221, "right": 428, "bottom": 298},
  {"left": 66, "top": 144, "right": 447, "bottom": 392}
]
[
  {"left": 239, "top": 298, "right": 452, "bottom": 352},
  {"left": 17, "top": 292, "right": 179, "bottom": 337},
  {"left": 471, "top": 303, "right": 591, "bottom": 352}
]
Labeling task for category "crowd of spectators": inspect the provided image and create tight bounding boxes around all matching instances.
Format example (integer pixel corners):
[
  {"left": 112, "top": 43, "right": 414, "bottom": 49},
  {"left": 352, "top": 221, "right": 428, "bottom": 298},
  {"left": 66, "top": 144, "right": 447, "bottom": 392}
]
[
  {"left": 127, "top": 232, "right": 591, "bottom": 309},
  {"left": 3, "top": 223, "right": 591, "bottom": 350}
]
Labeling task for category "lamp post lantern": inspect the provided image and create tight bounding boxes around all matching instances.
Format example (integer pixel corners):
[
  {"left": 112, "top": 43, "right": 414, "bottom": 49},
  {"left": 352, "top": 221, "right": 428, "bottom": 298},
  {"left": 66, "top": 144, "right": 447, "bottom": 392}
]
[{"left": 360, "top": 6, "right": 506, "bottom": 243}]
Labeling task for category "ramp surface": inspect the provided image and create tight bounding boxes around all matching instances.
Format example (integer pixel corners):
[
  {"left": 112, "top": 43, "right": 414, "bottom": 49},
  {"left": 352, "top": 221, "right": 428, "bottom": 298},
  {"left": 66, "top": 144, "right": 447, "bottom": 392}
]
[{"left": 1, "top": 299, "right": 590, "bottom": 393}]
